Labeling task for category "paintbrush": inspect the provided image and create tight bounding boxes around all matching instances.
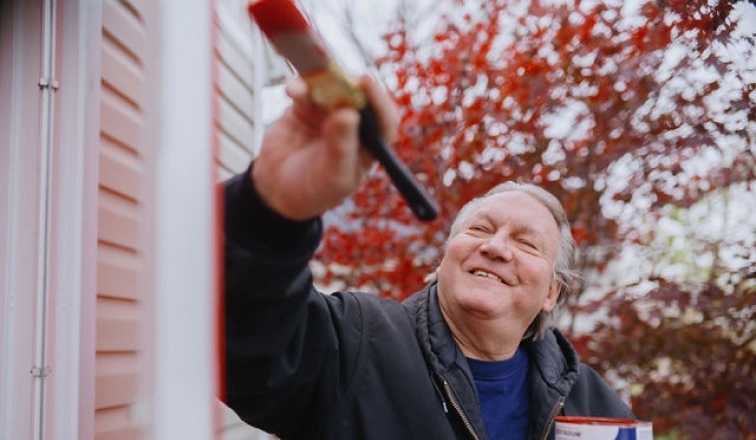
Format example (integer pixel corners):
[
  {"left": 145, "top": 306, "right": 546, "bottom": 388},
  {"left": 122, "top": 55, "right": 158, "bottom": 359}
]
[{"left": 248, "top": 0, "right": 439, "bottom": 221}]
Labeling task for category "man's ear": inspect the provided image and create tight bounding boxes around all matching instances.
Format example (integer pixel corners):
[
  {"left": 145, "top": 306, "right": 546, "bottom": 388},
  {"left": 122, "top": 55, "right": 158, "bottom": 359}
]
[{"left": 541, "top": 281, "right": 561, "bottom": 313}]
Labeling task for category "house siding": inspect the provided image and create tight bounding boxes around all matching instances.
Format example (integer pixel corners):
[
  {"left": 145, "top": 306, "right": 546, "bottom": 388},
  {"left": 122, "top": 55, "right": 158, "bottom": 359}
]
[
  {"left": 95, "top": 1, "right": 152, "bottom": 438},
  {"left": 214, "top": 3, "right": 262, "bottom": 180},
  {"left": 213, "top": 1, "right": 285, "bottom": 438},
  {"left": 2, "top": 0, "right": 281, "bottom": 437}
]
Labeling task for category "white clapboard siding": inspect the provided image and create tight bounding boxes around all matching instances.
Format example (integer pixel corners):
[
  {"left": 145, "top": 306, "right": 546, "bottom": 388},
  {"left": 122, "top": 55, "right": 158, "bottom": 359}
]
[{"left": 214, "top": 3, "right": 260, "bottom": 180}]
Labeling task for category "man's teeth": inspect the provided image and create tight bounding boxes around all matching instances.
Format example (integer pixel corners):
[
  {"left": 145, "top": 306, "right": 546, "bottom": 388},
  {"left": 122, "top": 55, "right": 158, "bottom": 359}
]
[{"left": 472, "top": 270, "right": 503, "bottom": 283}]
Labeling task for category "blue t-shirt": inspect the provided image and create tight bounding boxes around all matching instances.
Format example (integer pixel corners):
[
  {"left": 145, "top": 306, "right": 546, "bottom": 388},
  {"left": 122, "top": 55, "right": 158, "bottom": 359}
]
[{"left": 466, "top": 347, "right": 529, "bottom": 440}]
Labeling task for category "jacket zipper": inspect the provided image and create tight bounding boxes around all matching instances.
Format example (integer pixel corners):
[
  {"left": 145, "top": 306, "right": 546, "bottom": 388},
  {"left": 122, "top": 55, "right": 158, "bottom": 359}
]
[
  {"left": 540, "top": 398, "right": 565, "bottom": 440},
  {"left": 432, "top": 378, "right": 449, "bottom": 413},
  {"left": 442, "top": 378, "right": 480, "bottom": 440}
]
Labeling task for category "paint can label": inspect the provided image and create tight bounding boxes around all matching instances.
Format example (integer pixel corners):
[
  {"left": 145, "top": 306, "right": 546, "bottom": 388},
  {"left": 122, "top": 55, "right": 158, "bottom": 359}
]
[{"left": 554, "top": 416, "right": 653, "bottom": 440}]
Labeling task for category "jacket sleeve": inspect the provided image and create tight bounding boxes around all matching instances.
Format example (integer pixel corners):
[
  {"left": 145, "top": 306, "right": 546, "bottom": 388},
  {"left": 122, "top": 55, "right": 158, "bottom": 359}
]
[{"left": 222, "top": 164, "right": 362, "bottom": 437}]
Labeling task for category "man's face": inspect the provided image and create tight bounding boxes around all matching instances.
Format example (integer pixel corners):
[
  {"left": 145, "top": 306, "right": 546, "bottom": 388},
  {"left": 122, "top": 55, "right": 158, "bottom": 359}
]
[{"left": 436, "top": 191, "right": 561, "bottom": 338}]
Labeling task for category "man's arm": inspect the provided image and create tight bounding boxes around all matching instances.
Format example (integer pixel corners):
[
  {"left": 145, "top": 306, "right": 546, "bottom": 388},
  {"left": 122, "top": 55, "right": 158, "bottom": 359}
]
[
  {"left": 221, "top": 75, "right": 398, "bottom": 436},
  {"left": 223, "top": 165, "right": 330, "bottom": 434}
]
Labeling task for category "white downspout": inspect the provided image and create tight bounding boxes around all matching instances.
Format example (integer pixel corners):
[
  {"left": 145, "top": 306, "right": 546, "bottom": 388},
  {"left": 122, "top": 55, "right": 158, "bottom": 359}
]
[{"left": 32, "top": 0, "right": 57, "bottom": 438}]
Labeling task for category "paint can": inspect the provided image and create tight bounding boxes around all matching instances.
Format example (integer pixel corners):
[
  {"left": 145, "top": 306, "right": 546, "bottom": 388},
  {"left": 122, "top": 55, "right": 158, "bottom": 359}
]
[{"left": 554, "top": 416, "right": 653, "bottom": 440}]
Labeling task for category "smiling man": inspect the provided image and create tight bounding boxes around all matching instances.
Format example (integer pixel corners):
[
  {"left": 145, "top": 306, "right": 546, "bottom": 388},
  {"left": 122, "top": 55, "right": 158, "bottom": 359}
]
[
  {"left": 436, "top": 189, "right": 565, "bottom": 362},
  {"left": 222, "top": 75, "right": 634, "bottom": 440}
]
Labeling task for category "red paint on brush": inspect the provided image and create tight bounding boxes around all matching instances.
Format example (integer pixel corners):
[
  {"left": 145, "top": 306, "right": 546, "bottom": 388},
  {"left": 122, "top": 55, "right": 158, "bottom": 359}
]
[
  {"left": 248, "top": 0, "right": 309, "bottom": 38},
  {"left": 247, "top": 0, "right": 330, "bottom": 75}
]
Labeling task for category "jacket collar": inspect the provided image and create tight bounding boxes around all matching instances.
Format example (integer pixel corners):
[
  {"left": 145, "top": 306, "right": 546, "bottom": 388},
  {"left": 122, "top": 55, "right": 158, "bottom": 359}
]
[
  {"left": 405, "top": 282, "right": 580, "bottom": 383},
  {"left": 405, "top": 282, "right": 471, "bottom": 373},
  {"left": 527, "top": 329, "right": 580, "bottom": 396},
  {"left": 405, "top": 282, "right": 487, "bottom": 439},
  {"left": 404, "top": 282, "right": 582, "bottom": 440}
]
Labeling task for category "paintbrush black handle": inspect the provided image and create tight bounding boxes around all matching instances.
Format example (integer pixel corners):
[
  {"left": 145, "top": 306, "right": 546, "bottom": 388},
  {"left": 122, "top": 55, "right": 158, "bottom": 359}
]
[{"left": 358, "top": 105, "right": 439, "bottom": 222}]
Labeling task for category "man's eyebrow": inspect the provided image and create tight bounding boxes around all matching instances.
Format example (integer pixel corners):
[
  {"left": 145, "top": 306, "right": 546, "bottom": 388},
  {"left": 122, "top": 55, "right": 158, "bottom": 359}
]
[
  {"left": 467, "top": 211, "right": 495, "bottom": 227},
  {"left": 477, "top": 210, "right": 546, "bottom": 237}
]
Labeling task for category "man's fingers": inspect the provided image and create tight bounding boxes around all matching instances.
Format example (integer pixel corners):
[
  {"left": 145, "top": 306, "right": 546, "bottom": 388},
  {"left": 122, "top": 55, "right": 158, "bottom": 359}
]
[
  {"left": 285, "top": 76, "right": 328, "bottom": 129},
  {"left": 284, "top": 75, "right": 308, "bottom": 102},
  {"left": 321, "top": 108, "right": 360, "bottom": 153},
  {"left": 285, "top": 74, "right": 398, "bottom": 146},
  {"left": 358, "top": 74, "right": 400, "bottom": 145}
]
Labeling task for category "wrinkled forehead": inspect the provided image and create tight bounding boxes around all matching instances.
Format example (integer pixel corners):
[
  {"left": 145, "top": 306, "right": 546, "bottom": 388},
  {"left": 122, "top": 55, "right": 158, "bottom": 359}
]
[{"left": 468, "top": 191, "right": 560, "bottom": 234}]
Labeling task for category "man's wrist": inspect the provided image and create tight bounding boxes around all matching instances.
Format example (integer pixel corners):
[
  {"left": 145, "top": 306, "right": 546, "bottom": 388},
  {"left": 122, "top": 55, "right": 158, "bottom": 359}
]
[{"left": 224, "top": 162, "right": 323, "bottom": 252}]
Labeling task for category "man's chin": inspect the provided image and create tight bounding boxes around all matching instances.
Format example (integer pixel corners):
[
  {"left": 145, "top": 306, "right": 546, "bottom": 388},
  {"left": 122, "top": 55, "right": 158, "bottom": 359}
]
[{"left": 458, "top": 295, "right": 509, "bottom": 319}]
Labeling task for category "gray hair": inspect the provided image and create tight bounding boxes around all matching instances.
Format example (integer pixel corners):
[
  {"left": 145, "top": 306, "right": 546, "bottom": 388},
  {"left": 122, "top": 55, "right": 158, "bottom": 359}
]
[{"left": 432, "top": 182, "right": 579, "bottom": 341}]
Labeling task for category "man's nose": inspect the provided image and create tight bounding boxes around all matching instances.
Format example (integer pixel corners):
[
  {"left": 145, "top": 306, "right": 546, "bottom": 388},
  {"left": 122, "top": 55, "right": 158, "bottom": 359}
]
[{"left": 479, "top": 234, "right": 513, "bottom": 261}]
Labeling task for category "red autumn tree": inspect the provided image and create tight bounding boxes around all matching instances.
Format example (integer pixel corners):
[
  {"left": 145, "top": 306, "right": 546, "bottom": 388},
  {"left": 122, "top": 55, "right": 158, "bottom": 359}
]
[{"left": 314, "top": 0, "right": 756, "bottom": 437}]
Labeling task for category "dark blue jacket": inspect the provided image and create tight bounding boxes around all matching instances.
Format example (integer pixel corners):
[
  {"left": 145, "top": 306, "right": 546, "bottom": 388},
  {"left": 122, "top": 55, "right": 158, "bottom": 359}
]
[{"left": 223, "top": 169, "right": 635, "bottom": 440}]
